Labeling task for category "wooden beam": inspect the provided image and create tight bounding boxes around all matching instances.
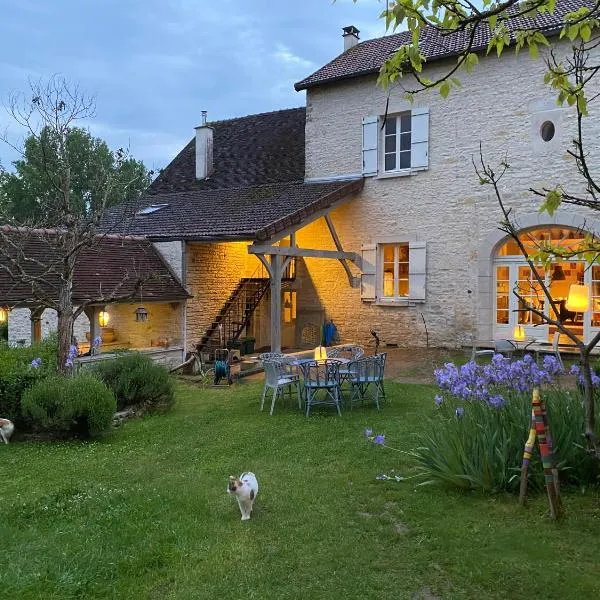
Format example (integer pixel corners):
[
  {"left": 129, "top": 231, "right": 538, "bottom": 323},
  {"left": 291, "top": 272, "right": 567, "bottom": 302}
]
[
  {"left": 256, "top": 253, "right": 273, "bottom": 279},
  {"left": 324, "top": 214, "right": 356, "bottom": 287},
  {"left": 270, "top": 254, "right": 282, "bottom": 353},
  {"left": 249, "top": 244, "right": 359, "bottom": 263}
]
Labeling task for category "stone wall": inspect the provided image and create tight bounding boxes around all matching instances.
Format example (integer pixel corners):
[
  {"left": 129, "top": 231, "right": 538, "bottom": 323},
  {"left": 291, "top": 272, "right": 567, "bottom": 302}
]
[
  {"left": 8, "top": 308, "right": 89, "bottom": 347},
  {"left": 104, "top": 302, "right": 183, "bottom": 349},
  {"left": 153, "top": 241, "right": 184, "bottom": 281},
  {"left": 302, "top": 44, "right": 600, "bottom": 347},
  {"left": 185, "top": 242, "right": 263, "bottom": 349}
]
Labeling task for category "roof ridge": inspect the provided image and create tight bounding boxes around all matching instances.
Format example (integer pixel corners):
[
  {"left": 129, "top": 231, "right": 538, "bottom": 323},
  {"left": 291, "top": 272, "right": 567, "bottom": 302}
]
[{"left": 206, "top": 106, "right": 306, "bottom": 127}]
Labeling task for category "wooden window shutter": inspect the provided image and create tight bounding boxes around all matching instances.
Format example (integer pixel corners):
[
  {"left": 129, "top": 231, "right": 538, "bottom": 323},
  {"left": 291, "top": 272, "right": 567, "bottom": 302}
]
[
  {"left": 362, "top": 116, "right": 378, "bottom": 176},
  {"left": 411, "top": 107, "right": 429, "bottom": 170},
  {"left": 408, "top": 241, "right": 427, "bottom": 301},
  {"left": 360, "top": 244, "right": 377, "bottom": 301}
]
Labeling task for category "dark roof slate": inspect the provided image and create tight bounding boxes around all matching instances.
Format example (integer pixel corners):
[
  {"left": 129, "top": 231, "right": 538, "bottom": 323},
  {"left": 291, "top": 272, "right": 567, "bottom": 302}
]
[
  {"left": 0, "top": 230, "right": 190, "bottom": 306},
  {"left": 150, "top": 107, "right": 306, "bottom": 193},
  {"left": 295, "top": 0, "right": 596, "bottom": 90},
  {"left": 103, "top": 179, "right": 364, "bottom": 242}
]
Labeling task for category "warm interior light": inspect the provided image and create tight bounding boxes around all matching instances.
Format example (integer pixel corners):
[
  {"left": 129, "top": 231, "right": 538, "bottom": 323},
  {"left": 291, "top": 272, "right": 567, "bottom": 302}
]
[
  {"left": 98, "top": 310, "right": 110, "bottom": 327},
  {"left": 0, "top": 307, "right": 7, "bottom": 324},
  {"left": 314, "top": 345, "right": 327, "bottom": 362},
  {"left": 513, "top": 325, "right": 526, "bottom": 341},
  {"left": 291, "top": 291, "right": 297, "bottom": 320},
  {"left": 566, "top": 284, "right": 589, "bottom": 313},
  {"left": 283, "top": 295, "right": 292, "bottom": 324}
]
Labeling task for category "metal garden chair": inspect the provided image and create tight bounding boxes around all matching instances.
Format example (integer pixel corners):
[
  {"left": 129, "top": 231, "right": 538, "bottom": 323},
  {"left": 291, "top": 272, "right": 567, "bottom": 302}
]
[
  {"left": 347, "top": 353, "right": 386, "bottom": 409},
  {"left": 329, "top": 345, "right": 365, "bottom": 385},
  {"left": 260, "top": 360, "right": 302, "bottom": 415},
  {"left": 300, "top": 360, "right": 342, "bottom": 417}
]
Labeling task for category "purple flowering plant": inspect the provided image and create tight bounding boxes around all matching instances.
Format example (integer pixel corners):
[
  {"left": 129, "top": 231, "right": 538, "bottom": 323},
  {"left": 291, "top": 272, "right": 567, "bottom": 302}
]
[{"left": 433, "top": 353, "right": 563, "bottom": 413}]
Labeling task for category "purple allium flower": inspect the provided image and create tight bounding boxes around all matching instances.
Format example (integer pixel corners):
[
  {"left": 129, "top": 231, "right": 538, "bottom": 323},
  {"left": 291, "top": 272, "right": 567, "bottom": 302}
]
[
  {"left": 374, "top": 434, "right": 385, "bottom": 445},
  {"left": 92, "top": 336, "right": 102, "bottom": 348},
  {"left": 30, "top": 357, "right": 42, "bottom": 369},
  {"left": 364, "top": 428, "right": 373, "bottom": 438},
  {"left": 455, "top": 407, "right": 464, "bottom": 419},
  {"left": 434, "top": 395, "right": 443, "bottom": 406}
]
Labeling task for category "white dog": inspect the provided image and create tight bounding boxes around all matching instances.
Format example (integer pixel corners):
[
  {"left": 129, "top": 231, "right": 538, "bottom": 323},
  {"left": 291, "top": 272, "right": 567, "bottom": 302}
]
[
  {"left": 227, "top": 472, "right": 259, "bottom": 521},
  {"left": 0, "top": 418, "right": 15, "bottom": 444}
]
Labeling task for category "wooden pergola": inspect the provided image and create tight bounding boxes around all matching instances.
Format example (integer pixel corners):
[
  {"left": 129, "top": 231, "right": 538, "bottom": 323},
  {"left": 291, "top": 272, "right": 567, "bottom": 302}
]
[{"left": 248, "top": 206, "right": 361, "bottom": 352}]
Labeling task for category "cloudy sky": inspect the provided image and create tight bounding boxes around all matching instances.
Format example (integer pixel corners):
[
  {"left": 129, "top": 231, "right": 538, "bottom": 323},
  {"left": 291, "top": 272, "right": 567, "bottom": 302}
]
[{"left": 0, "top": 0, "right": 388, "bottom": 172}]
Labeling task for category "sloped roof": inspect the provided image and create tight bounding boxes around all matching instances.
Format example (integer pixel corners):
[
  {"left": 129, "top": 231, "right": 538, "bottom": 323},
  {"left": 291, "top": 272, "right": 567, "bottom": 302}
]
[
  {"left": 104, "top": 179, "right": 364, "bottom": 242},
  {"left": 150, "top": 107, "right": 306, "bottom": 193},
  {"left": 105, "top": 106, "right": 364, "bottom": 242},
  {"left": 0, "top": 229, "right": 190, "bottom": 306},
  {"left": 295, "top": 0, "right": 595, "bottom": 90}
]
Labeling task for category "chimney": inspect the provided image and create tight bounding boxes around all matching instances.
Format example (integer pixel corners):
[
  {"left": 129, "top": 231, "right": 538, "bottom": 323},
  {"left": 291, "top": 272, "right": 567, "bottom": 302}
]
[
  {"left": 342, "top": 25, "right": 360, "bottom": 51},
  {"left": 195, "top": 110, "right": 214, "bottom": 180}
]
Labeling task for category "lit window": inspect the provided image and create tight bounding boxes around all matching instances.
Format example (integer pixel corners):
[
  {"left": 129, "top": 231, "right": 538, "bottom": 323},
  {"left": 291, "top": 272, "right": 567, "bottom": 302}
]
[
  {"left": 136, "top": 204, "right": 169, "bottom": 216},
  {"left": 380, "top": 243, "right": 409, "bottom": 299},
  {"left": 383, "top": 113, "right": 411, "bottom": 172}
]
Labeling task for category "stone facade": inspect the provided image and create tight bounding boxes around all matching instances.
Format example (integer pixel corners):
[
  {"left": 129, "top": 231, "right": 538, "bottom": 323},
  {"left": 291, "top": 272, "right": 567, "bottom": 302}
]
[
  {"left": 153, "top": 241, "right": 184, "bottom": 281},
  {"left": 299, "top": 45, "right": 600, "bottom": 347},
  {"left": 7, "top": 308, "right": 90, "bottom": 347}
]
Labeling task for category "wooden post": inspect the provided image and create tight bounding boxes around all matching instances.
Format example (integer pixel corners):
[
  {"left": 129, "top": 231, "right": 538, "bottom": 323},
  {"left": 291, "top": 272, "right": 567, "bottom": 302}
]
[
  {"left": 30, "top": 307, "right": 43, "bottom": 344},
  {"left": 84, "top": 306, "right": 100, "bottom": 353},
  {"left": 270, "top": 254, "right": 282, "bottom": 353}
]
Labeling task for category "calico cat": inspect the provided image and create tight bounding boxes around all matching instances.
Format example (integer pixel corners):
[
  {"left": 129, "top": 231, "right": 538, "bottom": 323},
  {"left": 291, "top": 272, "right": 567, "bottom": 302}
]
[
  {"left": 0, "top": 418, "right": 15, "bottom": 444},
  {"left": 227, "top": 472, "right": 259, "bottom": 521}
]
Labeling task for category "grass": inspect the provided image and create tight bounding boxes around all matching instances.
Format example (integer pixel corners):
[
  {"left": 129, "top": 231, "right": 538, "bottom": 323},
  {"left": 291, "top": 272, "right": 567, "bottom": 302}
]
[{"left": 1, "top": 381, "right": 600, "bottom": 599}]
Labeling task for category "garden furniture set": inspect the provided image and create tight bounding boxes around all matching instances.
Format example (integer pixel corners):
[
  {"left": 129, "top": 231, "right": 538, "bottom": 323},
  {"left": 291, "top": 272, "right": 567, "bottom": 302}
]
[{"left": 259, "top": 346, "right": 386, "bottom": 416}]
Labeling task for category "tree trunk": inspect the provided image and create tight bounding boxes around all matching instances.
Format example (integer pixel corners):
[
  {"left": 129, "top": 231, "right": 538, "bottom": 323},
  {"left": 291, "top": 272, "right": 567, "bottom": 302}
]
[{"left": 57, "top": 278, "right": 75, "bottom": 375}]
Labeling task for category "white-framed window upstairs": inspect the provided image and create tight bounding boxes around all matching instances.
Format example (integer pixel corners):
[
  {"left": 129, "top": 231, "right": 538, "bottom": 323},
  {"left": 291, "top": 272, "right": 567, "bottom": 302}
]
[{"left": 384, "top": 114, "right": 412, "bottom": 172}]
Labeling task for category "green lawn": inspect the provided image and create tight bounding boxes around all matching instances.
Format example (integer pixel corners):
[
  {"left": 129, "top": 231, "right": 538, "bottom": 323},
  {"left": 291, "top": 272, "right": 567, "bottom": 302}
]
[{"left": 1, "top": 381, "right": 600, "bottom": 599}]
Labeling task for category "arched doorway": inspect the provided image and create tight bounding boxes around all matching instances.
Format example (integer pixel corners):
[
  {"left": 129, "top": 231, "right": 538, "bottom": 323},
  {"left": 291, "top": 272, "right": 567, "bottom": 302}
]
[{"left": 493, "top": 226, "right": 600, "bottom": 344}]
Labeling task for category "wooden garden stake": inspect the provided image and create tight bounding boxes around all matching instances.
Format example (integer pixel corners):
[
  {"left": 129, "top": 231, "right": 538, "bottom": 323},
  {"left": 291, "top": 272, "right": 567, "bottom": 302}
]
[{"left": 519, "top": 387, "right": 563, "bottom": 519}]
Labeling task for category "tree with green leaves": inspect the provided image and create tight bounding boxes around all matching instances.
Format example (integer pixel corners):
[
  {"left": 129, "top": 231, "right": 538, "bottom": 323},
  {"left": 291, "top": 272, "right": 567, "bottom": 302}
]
[
  {"left": 1, "top": 125, "right": 150, "bottom": 223},
  {"left": 0, "top": 76, "right": 152, "bottom": 373},
  {"left": 371, "top": 0, "right": 600, "bottom": 459}
]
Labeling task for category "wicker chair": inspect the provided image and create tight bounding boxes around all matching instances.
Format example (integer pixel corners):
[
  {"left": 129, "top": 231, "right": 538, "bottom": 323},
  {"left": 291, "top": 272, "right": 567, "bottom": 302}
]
[
  {"left": 347, "top": 353, "right": 386, "bottom": 409},
  {"left": 261, "top": 360, "right": 302, "bottom": 415},
  {"left": 300, "top": 360, "right": 342, "bottom": 417}
]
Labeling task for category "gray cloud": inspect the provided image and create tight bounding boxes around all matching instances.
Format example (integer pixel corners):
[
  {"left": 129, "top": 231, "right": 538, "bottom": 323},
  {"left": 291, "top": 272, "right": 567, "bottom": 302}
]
[{"left": 0, "top": 0, "right": 388, "bottom": 172}]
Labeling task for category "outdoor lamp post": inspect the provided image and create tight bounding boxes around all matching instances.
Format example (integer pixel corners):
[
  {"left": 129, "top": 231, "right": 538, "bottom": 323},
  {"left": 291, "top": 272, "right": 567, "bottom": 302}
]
[{"left": 566, "top": 284, "right": 590, "bottom": 313}]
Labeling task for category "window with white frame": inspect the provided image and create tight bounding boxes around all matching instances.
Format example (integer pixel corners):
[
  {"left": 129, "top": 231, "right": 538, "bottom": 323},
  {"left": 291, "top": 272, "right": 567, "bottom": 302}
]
[
  {"left": 383, "top": 113, "right": 412, "bottom": 172},
  {"left": 361, "top": 107, "right": 429, "bottom": 176},
  {"left": 381, "top": 243, "right": 409, "bottom": 298}
]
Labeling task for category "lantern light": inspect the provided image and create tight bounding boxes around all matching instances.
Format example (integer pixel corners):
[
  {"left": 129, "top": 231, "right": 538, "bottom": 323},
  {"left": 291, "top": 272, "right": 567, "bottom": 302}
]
[
  {"left": 98, "top": 310, "right": 110, "bottom": 327},
  {"left": 0, "top": 307, "right": 7, "bottom": 324},
  {"left": 566, "top": 284, "right": 590, "bottom": 313},
  {"left": 314, "top": 345, "right": 327, "bottom": 362},
  {"left": 513, "top": 325, "right": 526, "bottom": 342},
  {"left": 135, "top": 306, "right": 149, "bottom": 322}
]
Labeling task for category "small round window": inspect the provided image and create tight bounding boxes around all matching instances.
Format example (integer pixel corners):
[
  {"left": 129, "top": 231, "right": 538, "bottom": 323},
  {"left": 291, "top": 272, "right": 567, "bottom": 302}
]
[{"left": 540, "top": 120, "right": 555, "bottom": 142}]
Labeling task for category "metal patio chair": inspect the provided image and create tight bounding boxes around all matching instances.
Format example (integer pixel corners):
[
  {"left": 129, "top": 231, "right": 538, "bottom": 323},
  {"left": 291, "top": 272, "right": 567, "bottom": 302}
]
[
  {"left": 329, "top": 345, "right": 365, "bottom": 385},
  {"left": 260, "top": 360, "right": 302, "bottom": 416},
  {"left": 347, "top": 353, "right": 386, "bottom": 410},
  {"left": 301, "top": 360, "right": 342, "bottom": 417}
]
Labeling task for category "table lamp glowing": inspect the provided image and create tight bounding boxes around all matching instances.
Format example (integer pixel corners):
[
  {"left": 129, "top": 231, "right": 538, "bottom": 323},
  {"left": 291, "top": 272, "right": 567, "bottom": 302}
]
[
  {"left": 513, "top": 325, "right": 526, "bottom": 341},
  {"left": 314, "top": 345, "right": 327, "bottom": 361},
  {"left": 566, "top": 284, "right": 589, "bottom": 313}
]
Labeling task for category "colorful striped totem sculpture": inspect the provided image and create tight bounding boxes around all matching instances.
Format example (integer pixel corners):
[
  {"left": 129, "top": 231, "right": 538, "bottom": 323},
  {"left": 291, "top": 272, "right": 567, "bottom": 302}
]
[{"left": 519, "top": 388, "right": 563, "bottom": 519}]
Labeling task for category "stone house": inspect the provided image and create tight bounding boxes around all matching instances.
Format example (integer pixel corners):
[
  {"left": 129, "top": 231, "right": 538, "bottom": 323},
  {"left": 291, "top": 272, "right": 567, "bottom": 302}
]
[
  {"left": 1, "top": 231, "right": 189, "bottom": 366},
  {"left": 6, "top": 0, "right": 598, "bottom": 355}
]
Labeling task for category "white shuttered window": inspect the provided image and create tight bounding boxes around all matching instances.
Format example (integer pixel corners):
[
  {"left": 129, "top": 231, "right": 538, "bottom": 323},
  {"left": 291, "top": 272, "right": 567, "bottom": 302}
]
[{"left": 361, "top": 108, "right": 429, "bottom": 176}]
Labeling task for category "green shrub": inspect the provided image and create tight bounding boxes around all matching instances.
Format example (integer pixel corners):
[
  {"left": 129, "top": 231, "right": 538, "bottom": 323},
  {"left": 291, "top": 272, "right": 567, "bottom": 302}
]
[
  {"left": 21, "top": 374, "right": 116, "bottom": 437},
  {"left": 0, "top": 338, "right": 58, "bottom": 425},
  {"left": 92, "top": 352, "right": 174, "bottom": 411},
  {"left": 412, "top": 391, "right": 598, "bottom": 493}
]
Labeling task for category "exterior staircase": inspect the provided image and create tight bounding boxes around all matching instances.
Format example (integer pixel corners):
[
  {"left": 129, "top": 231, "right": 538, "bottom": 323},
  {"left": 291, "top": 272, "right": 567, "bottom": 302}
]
[{"left": 196, "top": 260, "right": 295, "bottom": 357}]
